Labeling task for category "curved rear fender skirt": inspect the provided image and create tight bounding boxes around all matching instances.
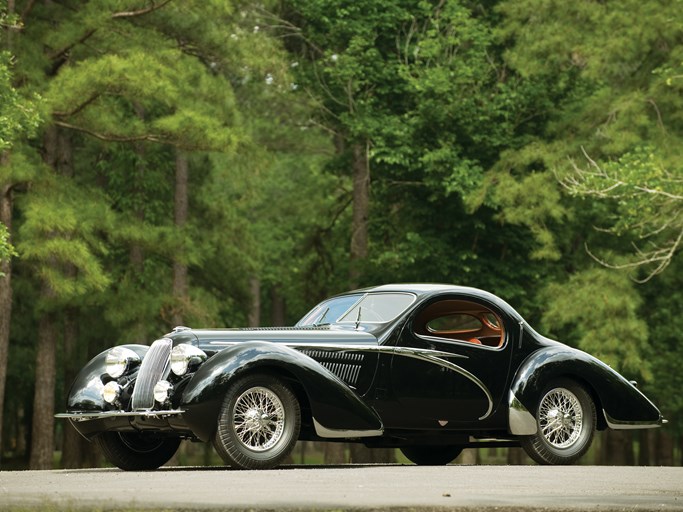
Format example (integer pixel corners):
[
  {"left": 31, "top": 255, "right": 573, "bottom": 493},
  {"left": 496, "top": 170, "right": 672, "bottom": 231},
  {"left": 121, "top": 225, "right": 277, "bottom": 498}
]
[
  {"left": 180, "top": 341, "right": 383, "bottom": 442},
  {"left": 508, "top": 392, "right": 536, "bottom": 435},
  {"left": 64, "top": 344, "right": 149, "bottom": 412},
  {"left": 510, "top": 346, "right": 663, "bottom": 427},
  {"left": 313, "top": 418, "right": 382, "bottom": 439},
  {"left": 604, "top": 411, "right": 663, "bottom": 430}
]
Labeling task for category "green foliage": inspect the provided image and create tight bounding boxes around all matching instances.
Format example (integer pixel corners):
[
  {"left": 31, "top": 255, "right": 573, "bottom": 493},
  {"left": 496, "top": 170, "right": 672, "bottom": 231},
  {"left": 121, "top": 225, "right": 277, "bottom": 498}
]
[
  {"left": 0, "top": 221, "right": 16, "bottom": 274},
  {"left": 496, "top": 0, "right": 683, "bottom": 277},
  {"left": 639, "top": 257, "right": 683, "bottom": 432},
  {"left": 1, "top": 0, "right": 681, "bottom": 467},
  {"left": 0, "top": 54, "right": 41, "bottom": 153},
  {"left": 16, "top": 175, "right": 113, "bottom": 306},
  {"left": 540, "top": 268, "right": 651, "bottom": 380}
]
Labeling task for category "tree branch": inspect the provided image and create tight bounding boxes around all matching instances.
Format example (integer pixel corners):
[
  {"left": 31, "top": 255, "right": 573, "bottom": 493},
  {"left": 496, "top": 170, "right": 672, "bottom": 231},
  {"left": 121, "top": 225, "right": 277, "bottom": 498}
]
[
  {"left": 53, "top": 94, "right": 101, "bottom": 119},
  {"left": 53, "top": 121, "right": 162, "bottom": 144},
  {"left": 111, "top": 0, "right": 174, "bottom": 19},
  {"left": 49, "top": 1, "right": 173, "bottom": 63}
]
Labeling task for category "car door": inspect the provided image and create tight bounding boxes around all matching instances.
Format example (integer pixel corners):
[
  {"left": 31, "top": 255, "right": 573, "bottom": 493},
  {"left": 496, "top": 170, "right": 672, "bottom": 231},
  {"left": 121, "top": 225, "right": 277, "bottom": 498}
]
[{"left": 380, "top": 295, "right": 515, "bottom": 429}]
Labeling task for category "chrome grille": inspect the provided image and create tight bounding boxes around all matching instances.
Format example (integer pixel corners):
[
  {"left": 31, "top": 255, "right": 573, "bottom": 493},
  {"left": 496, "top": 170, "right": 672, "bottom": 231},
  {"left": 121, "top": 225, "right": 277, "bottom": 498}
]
[
  {"left": 302, "top": 350, "right": 365, "bottom": 387},
  {"left": 131, "top": 338, "right": 172, "bottom": 410}
]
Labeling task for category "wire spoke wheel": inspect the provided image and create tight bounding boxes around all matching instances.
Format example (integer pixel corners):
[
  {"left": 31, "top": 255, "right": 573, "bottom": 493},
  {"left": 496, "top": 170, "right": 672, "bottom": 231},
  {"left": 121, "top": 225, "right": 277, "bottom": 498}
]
[
  {"left": 214, "top": 374, "right": 300, "bottom": 470},
  {"left": 233, "top": 386, "right": 286, "bottom": 452},
  {"left": 521, "top": 379, "right": 596, "bottom": 465},
  {"left": 538, "top": 388, "right": 583, "bottom": 449}
]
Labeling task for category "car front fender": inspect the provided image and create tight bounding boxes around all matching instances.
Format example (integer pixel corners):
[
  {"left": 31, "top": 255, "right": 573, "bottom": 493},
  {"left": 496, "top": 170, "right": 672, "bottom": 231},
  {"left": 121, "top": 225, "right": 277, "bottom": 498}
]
[
  {"left": 509, "top": 345, "right": 663, "bottom": 435},
  {"left": 65, "top": 344, "right": 149, "bottom": 413},
  {"left": 180, "top": 341, "right": 383, "bottom": 442}
]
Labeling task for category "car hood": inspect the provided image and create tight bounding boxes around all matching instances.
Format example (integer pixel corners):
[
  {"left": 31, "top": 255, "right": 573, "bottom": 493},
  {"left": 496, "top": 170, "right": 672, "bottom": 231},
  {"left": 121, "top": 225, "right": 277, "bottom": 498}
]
[{"left": 168, "top": 325, "right": 379, "bottom": 353}]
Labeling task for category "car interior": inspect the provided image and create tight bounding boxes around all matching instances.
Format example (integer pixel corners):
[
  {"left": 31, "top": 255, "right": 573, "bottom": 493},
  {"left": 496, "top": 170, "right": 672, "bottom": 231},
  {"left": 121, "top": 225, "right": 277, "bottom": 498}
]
[{"left": 413, "top": 299, "right": 505, "bottom": 348}]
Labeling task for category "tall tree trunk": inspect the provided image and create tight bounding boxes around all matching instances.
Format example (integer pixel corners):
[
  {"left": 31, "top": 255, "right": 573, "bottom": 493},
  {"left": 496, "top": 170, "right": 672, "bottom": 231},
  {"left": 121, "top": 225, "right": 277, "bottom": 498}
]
[
  {"left": 656, "top": 429, "right": 674, "bottom": 466},
  {"left": 324, "top": 442, "right": 346, "bottom": 464},
  {"left": 0, "top": 167, "right": 13, "bottom": 464},
  {"left": 507, "top": 447, "right": 525, "bottom": 465},
  {"left": 0, "top": 0, "right": 17, "bottom": 467},
  {"left": 270, "top": 285, "right": 286, "bottom": 326},
  {"left": 172, "top": 151, "right": 189, "bottom": 327},
  {"left": 638, "top": 430, "right": 654, "bottom": 466},
  {"left": 248, "top": 277, "right": 261, "bottom": 327},
  {"left": 459, "top": 449, "right": 479, "bottom": 465},
  {"left": 29, "top": 125, "right": 71, "bottom": 469},
  {"left": 349, "top": 141, "right": 370, "bottom": 288},
  {"left": 61, "top": 310, "right": 93, "bottom": 468},
  {"left": 603, "top": 430, "right": 634, "bottom": 465},
  {"left": 129, "top": 106, "right": 147, "bottom": 342},
  {"left": 29, "top": 311, "right": 58, "bottom": 469},
  {"left": 166, "top": 150, "right": 190, "bottom": 467},
  {"left": 350, "top": 444, "right": 395, "bottom": 464}
]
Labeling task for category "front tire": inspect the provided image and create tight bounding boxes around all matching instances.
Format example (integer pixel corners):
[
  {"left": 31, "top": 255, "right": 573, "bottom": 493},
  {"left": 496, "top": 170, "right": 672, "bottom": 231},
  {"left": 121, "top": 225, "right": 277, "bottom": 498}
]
[
  {"left": 521, "top": 379, "right": 596, "bottom": 465},
  {"left": 400, "top": 445, "right": 463, "bottom": 465},
  {"left": 213, "top": 373, "right": 301, "bottom": 470},
  {"left": 94, "top": 431, "right": 180, "bottom": 471}
]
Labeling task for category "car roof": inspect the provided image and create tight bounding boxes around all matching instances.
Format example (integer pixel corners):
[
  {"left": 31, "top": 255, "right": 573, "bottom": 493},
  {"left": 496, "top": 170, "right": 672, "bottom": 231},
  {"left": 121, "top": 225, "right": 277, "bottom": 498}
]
[{"left": 336, "top": 283, "right": 524, "bottom": 321}]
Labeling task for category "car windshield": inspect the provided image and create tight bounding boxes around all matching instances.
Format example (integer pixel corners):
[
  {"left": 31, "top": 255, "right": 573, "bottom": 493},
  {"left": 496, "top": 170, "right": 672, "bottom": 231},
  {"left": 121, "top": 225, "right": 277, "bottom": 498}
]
[{"left": 297, "top": 292, "right": 416, "bottom": 326}]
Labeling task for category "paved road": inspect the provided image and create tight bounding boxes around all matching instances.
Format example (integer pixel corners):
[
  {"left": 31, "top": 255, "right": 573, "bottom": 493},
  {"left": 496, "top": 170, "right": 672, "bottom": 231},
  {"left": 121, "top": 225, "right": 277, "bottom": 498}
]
[{"left": 1, "top": 465, "right": 682, "bottom": 511}]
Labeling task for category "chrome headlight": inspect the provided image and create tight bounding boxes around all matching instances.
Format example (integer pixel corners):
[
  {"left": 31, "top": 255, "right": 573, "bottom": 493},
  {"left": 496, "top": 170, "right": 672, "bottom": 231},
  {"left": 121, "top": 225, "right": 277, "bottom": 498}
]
[
  {"left": 105, "top": 347, "right": 141, "bottom": 378},
  {"left": 154, "top": 380, "right": 173, "bottom": 403},
  {"left": 102, "top": 381, "right": 122, "bottom": 404},
  {"left": 170, "top": 344, "right": 207, "bottom": 376}
]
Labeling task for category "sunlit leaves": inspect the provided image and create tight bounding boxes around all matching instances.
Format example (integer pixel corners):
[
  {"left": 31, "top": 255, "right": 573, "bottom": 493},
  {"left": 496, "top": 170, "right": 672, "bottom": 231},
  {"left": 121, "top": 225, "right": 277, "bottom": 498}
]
[
  {"left": 17, "top": 177, "right": 113, "bottom": 305},
  {"left": 541, "top": 268, "right": 651, "bottom": 381}
]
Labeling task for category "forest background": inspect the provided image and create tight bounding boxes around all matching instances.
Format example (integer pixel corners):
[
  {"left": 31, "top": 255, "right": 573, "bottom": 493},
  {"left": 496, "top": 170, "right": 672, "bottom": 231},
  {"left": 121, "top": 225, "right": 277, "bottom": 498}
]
[{"left": 1, "top": 0, "right": 682, "bottom": 470}]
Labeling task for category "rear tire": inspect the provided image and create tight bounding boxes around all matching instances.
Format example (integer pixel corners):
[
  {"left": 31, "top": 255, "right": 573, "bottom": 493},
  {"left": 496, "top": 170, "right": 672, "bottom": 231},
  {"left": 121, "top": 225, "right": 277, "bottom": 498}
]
[
  {"left": 520, "top": 379, "right": 596, "bottom": 465},
  {"left": 400, "top": 445, "right": 463, "bottom": 465},
  {"left": 94, "top": 431, "right": 180, "bottom": 470},
  {"left": 213, "top": 373, "right": 300, "bottom": 470}
]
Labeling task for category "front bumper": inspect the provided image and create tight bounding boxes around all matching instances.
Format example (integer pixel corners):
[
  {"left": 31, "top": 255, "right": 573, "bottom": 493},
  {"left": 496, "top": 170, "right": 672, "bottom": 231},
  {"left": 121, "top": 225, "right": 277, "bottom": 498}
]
[{"left": 56, "top": 410, "right": 189, "bottom": 439}]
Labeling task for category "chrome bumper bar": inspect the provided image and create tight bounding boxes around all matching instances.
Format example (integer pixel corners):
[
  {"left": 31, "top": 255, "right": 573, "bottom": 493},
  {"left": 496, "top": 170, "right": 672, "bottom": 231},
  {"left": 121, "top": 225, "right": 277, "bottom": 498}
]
[{"left": 55, "top": 410, "right": 184, "bottom": 422}]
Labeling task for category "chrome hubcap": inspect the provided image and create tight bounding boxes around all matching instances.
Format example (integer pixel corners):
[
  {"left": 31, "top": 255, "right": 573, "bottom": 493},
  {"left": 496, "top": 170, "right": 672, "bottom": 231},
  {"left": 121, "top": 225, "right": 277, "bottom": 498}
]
[
  {"left": 233, "top": 386, "right": 285, "bottom": 452},
  {"left": 539, "top": 388, "right": 583, "bottom": 449}
]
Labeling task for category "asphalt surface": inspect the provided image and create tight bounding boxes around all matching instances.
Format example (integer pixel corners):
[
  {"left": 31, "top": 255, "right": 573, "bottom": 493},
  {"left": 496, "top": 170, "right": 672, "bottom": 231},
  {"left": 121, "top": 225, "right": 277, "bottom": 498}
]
[{"left": 1, "top": 464, "right": 682, "bottom": 511}]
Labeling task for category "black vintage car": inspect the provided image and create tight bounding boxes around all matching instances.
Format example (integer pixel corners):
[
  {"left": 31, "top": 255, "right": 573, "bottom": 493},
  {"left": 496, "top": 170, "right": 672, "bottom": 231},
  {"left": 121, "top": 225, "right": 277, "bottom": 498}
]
[{"left": 57, "top": 284, "right": 664, "bottom": 469}]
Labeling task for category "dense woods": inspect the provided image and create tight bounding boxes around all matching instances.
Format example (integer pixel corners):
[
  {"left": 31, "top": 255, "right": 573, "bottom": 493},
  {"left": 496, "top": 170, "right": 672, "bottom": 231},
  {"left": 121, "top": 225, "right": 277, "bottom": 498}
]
[{"left": 1, "top": 0, "right": 681, "bottom": 469}]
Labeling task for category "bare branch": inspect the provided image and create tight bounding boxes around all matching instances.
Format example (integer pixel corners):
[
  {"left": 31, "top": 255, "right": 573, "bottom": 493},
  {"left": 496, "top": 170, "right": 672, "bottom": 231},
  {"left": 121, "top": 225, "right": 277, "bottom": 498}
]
[
  {"left": 584, "top": 226, "right": 683, "bottom": 282},
  {"left": 563, "top": 147, "right": 682, "bottom": 282},
  {"left": 252, "top": 5, "right": 325, "bottom": 57},
  {"left": 633, "top": 185, "right": 683, "bottom": 201},
  {"left": 111, "top": 0, "right": 173, "bottom": 19}
]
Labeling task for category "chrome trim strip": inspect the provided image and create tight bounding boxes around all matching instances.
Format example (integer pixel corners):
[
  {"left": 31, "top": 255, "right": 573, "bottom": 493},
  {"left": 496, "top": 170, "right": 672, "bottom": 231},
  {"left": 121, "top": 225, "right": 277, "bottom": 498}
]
[
  {"left": 208, "top": 341, "right": 493, "bottom": 420},
  {"left": 209, "top": 341, "right": 466, "bottom": 360},
  {"left": 603, "top": 410, "right": 663, "bottom": 430},
  {"left": 55, "top": 410, "right": 184, "bottom": 422},
  {"left": 393, "top": 347, "right": 493, "bottom": 420},
  {"left": 508, "top": 392, "right": 537, "bottom": 435},
  {"left": 313, "top": 418, "right": 383, "bottom": 439},
  {"left": 131, "top": 337, "right": 172, "bottom": 410},
  {"left": 416, "top": 334, "right": 503, "bottom": 352}
]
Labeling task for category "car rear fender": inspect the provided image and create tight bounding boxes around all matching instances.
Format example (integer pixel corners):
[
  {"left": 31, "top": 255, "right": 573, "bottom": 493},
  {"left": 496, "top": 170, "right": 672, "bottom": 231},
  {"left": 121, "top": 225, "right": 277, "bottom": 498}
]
[
  {"left": 180, "top": 341, "right": 383, "bottom": 442},
  {"left": 509, "top": 345, "right": 663, "bottom": 435}
]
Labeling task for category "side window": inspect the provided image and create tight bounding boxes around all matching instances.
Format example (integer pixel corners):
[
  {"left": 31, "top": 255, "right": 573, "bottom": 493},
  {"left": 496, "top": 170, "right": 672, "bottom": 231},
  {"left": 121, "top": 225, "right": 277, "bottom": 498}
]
[
  {"left": 415, "top": 299, "right": 506, "bottom": 348},
  {"left": 427, "top": 314, "right": 482, "bottom": 334}
]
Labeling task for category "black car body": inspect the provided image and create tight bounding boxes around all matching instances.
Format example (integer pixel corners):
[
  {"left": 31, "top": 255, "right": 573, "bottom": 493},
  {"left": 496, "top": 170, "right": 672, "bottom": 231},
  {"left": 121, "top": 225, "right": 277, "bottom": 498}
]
[{"left": 57, "top": 284, "right": 664, "bottom": 469}]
